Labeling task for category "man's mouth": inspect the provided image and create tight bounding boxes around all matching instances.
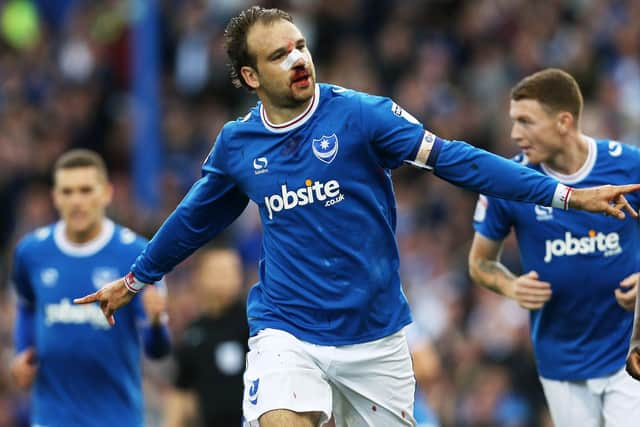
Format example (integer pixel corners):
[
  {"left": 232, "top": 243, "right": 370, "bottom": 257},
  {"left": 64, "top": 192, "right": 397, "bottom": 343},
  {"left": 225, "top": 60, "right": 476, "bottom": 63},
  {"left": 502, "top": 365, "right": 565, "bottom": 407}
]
[{"left": 291, "top": 68, "right": 310, "bottom": 86}]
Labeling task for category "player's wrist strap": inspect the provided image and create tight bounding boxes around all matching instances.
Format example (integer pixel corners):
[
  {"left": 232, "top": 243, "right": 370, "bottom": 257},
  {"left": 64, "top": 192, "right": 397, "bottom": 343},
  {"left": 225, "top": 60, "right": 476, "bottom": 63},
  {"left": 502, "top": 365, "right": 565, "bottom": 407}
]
[
  {"left": 124, "top": 272, "right": 147, "bottom": 293},
  {"left": 551, "top": 183, "right": 573, "bottom": 211}
]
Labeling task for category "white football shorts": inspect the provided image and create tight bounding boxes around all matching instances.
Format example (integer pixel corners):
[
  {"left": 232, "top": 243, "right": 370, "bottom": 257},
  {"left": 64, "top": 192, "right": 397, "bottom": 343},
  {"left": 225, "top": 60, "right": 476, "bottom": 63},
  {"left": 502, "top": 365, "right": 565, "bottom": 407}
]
[
  {"left": 242, "top": 327, "right": 417, "bottom": 426},
  {"left": 540, "top": 366, "right": 640, "bottom": 427}
]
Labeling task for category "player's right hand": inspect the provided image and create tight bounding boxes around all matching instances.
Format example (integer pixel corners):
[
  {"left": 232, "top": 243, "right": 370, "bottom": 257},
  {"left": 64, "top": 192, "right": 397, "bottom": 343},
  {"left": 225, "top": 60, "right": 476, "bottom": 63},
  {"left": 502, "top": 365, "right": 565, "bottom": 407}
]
[
  {"left": 10, "top": 347, "right": 38, "bottom": 390},
  {"left": 511, "top": 271, "right": 552, "bottom": 310},
  {"left": 73, "top": 277, "right": 135, "bottom": 326},
  {"left": 570, "top": 184, "right": 640, "bottom": 219},
  {"left": 626, "top": 347, "right": 640, "bottom": 381}
]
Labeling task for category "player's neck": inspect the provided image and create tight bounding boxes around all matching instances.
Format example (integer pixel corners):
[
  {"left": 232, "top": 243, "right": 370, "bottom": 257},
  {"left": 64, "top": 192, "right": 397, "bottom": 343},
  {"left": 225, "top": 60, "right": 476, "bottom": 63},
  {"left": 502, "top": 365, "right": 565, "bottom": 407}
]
[
  {"left": 260, "top": 97, "right": 313, "bottom": 125},
  {"left": 543, "top": 133, "right": 589, "bottom": 175},
  {"left": 64, "top": 220, "right": 104, "bottom": 244}
]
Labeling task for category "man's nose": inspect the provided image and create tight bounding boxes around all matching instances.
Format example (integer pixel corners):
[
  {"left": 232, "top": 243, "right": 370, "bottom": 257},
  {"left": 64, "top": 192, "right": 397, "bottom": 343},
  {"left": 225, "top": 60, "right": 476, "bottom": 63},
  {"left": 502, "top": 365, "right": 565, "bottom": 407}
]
[
  {"left": 280, "top": 49, "right": 306, "bottom": 70},
  {"left": 510, "top": 124, "right": 522, "bottom": 142}
]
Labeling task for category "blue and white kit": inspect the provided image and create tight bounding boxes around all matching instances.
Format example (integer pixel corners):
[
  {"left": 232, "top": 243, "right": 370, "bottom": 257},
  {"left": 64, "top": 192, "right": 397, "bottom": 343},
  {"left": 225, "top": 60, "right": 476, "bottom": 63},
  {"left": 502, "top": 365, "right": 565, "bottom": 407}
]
[
  {"left": 12, "top": 219, "right": 170, "bottom": 427},
  {"left": 130, "top": 83, "right": 570, "bottom": 347},
  {"left": 474, "top": 138, "right": 640, "bottom": 380}
]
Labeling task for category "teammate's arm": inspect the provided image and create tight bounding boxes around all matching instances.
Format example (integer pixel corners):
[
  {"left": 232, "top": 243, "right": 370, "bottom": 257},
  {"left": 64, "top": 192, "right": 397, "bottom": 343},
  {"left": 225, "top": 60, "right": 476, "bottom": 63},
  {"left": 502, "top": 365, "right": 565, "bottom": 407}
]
[
  {"left": 468, "top": 233, "right": 552, "bottom": 310},
  {"left": 11, "top": 305, "right": 38, "bottom": 390},
  {"left": 10, "top": 243, "right": 38, "bottom": 390},
  {"left": 140, "top": 285, "right": 171, "bottom": 358},
  {"left": 626, "top": 276, "right": 640, "bottom": 380}
]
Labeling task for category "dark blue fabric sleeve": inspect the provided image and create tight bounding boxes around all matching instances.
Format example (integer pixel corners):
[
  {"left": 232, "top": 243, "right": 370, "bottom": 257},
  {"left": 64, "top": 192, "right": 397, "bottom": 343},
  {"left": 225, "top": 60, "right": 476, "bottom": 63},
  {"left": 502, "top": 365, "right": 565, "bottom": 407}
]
[
  {"left": 432, "top": 139, "right": 559, "bottom": 205},
  {"left": 359, "top": 94, "right": 425, "bottom": 169},
  {"left": 131, "top": 132, "right": 249, "bottom": 283},
  {"left": 472, "top": 194, "right": 513, "bottom": 241},
  {"left": 12, "top": 241, "right": 36, "bottom": 351},
  {"left": 141, "top": 323, "right": 171, "bottom": 359},
  {"left": 14, "top": 303, "right": 35, "bottom": 352},
  {"left": 11, "top": 242, "right": 35, "bottom": 307}
]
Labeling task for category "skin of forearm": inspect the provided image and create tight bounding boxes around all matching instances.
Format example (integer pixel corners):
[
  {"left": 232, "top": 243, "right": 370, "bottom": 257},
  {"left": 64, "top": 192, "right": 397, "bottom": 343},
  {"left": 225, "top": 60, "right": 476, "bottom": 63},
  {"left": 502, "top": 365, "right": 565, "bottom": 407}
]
[{"left": 470, "top": 258, "right": 517, "bottom": 298}]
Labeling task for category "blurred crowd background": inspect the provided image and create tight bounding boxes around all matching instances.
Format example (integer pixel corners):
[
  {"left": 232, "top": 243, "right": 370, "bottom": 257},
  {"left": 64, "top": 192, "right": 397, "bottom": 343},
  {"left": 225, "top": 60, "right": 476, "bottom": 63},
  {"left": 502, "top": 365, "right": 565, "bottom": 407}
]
[{"left": 1, "top": 0, "right": 640, "bottom": 426}]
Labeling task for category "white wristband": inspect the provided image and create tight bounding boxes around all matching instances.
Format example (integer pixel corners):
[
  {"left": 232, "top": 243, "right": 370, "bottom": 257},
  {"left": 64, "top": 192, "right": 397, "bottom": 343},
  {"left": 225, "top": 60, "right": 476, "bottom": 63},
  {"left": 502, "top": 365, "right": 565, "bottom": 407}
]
[
  {"left": 123, "top": 272, "right": 147, "bottom": 293},
  {"left": 551, "top": 184, "right": 573, "bottom": 210}
]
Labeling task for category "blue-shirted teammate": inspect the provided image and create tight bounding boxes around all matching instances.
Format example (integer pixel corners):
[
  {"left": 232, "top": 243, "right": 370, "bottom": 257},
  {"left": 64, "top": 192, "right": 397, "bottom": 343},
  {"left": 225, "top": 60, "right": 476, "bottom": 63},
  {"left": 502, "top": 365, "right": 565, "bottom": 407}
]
[
  {"left": 75, "top": 9, "right": 640, "bottom": 427},
  {"left": 470, "top": 69, "right": 640, "bottom": 427},
  {"left": 11, "top": 149, "right": 171, "bottom": 427}
]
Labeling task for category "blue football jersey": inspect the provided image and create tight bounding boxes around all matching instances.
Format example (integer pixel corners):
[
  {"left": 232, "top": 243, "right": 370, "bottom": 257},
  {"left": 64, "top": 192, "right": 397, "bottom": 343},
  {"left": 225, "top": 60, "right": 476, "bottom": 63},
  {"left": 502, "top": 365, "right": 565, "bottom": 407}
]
[
  {"left": 132, "top": 83, "right": 564, "bottom": 346},
  {"left": 474, "top": 138, "right": 640, "bottom": 380},
  {"left": 12, "top": 220, "right": 155, "bottom": 427}
]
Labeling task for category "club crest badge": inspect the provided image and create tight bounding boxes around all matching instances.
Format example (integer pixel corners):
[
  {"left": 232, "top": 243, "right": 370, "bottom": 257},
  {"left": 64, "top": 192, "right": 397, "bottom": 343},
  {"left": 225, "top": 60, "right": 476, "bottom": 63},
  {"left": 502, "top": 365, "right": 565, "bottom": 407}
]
[{"left": 312, "top": 134, "right": 339, "bottom": 164}]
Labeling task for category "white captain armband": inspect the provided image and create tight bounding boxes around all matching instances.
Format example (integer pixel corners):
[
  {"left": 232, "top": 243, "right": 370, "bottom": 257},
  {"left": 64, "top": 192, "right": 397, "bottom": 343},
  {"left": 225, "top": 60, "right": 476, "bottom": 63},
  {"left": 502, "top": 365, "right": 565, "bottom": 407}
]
[
  {"left": 404, "top": 130, "right": 441, "bottom": 170},
  {"left": 551, "top": 183, "right": 574, "bottom": 210}
]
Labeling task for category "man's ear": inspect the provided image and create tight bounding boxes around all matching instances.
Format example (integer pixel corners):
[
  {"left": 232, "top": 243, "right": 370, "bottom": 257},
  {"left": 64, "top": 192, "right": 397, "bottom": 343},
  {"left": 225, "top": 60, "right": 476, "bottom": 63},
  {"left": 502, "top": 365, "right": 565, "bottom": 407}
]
[
  {"left": 556, "top": 112, "right": 574, "bottom": 135},
  {"left": 240, "top": 66, "right": 260, "bottom": 90}
]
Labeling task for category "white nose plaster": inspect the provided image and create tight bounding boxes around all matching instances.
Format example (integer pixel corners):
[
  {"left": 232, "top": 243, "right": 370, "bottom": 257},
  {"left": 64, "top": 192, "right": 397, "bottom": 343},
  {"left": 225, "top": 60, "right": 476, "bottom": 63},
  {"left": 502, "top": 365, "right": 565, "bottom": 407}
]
[{"left": 280, "top": 49, "right": 305, "bottom": 70}]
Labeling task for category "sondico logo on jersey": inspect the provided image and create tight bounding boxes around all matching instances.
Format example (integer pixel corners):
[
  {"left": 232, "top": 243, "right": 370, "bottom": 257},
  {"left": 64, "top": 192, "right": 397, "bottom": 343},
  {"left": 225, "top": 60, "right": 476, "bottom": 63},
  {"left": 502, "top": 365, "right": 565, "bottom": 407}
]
[
  {"left": 264, "top": 178, "right": 344, "bottom": 219},
  {"left": 543, "top": 230, "right": 622, "bottom": 263}
]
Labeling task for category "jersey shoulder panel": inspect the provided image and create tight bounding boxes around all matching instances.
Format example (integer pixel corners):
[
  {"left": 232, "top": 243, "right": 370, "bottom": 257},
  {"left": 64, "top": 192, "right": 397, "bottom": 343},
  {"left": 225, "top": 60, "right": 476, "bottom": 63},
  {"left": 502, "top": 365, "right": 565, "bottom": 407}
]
[
  {"left": 596, "top": 138, "right": 640, "bottom": 162},
  {"left": 111, "top": 223, "right": 148, "bottom": 254},
  {"left": 14, "top": 223, "right": 56, "bottom": 258},
  {"left": 221, "top": 104, "right": 261, "bottom": 133}
]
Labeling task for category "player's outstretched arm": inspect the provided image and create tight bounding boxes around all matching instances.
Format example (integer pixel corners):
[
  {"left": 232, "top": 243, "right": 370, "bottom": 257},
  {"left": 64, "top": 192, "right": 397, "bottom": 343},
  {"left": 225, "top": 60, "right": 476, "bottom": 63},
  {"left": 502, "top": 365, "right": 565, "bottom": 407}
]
[
  {"left": 73, "top": 277, "right": 136, "bottom": 326},
  {"left": 569, "top": 184, "right": 640, "bottom": 219},
  {"left": 627, "top": 274, "right": 640, "bottom": 381},
  {"left": 428, "top": 139, "right": 640, "bottom": 218},
  {"left": 469, "top": 233, "right": 552, "bottom": 310}
]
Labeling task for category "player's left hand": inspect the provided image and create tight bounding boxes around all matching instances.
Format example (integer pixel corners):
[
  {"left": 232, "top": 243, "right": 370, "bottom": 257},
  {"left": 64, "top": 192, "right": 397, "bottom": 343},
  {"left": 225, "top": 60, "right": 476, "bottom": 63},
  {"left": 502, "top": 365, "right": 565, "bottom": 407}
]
[
  {"left": 616, "top": 272, "right": 639, "bottom": 311},
  {"left": 73, "top": 277, "right": 135, "bottom": 326},
  {"left": 141, "top": 285, "right": 167, "bottom": 325},
  {"left": 626, "top": 346, "right": 640, "bottom": 381},
  {"left": 570, "top": 184, "right": 640, "bottom": 219}
]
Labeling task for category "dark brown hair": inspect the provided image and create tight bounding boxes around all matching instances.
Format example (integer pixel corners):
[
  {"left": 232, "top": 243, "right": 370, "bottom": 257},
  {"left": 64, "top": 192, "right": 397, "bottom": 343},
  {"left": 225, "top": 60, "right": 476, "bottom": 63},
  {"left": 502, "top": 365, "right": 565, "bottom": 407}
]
[
  {"left": 511, "top": 68, "right": 583, "bottom": 123},
  {"left": 54, "top": 149, "right": 108, "bottom": 181},
  {"left": 224, "top": 6, "right": 293, "bottom": 90}
]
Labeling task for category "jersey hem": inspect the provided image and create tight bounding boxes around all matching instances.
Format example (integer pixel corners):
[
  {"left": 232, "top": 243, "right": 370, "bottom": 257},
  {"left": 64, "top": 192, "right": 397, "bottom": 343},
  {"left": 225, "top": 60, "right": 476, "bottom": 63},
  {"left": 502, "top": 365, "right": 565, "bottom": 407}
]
[
  {"left": 538, "top": 362, "right": 626, "bottom": 381},
  {"left": 248, "top": 318, "right": 412, "bottom": 346}
]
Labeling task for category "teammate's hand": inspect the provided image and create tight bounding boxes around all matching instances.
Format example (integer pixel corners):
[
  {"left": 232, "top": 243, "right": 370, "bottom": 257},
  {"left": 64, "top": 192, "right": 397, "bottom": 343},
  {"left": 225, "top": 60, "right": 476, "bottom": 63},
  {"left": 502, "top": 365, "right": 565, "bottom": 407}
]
[
  {"left": 626, "top": 347, "right": 640, "bottom": 381},
  {"left": 73, "top": 277, "right": 135, "bottom": 326},
  {"left": 510, "top": 271, "right": 552, "bottom": 310},
  {"left": 570, "top": 184, "right": 640, "bottom": 219},
  {"left": 141, "top": 285, "right": 167, "bottom": 325},
  {"left": 10, "top": 347, "right": 38, "bottom": 390},
  {"left": 615, "top": 272, "right": 639, "bottom": 311}
]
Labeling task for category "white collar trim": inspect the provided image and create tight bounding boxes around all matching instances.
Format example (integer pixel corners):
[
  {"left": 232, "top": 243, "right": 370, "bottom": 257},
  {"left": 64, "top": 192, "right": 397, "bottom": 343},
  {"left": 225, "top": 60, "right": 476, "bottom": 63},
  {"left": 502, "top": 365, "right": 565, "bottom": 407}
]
[
  {"left": 54, "top": 218, "right": 114, "bottom": 257},
  {"left": 540, "top": 136, "right": 596, "bottom": 184},
  {"left": 260, "top": 84, "right": 320, "bottom": 133}
]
